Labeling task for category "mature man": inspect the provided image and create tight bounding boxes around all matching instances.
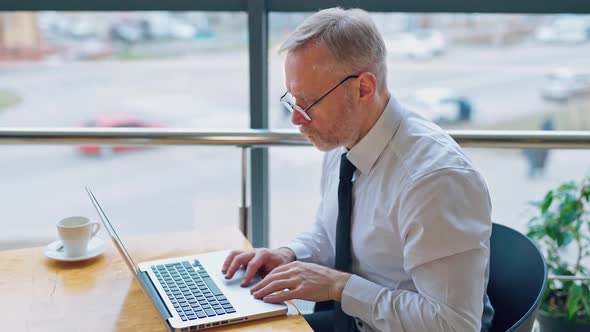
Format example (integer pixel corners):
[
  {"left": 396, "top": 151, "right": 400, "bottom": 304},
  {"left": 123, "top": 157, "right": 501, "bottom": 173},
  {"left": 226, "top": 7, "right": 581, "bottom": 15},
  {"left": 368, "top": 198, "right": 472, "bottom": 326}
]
[{"left": 223, "top": 7, "right": 494, "bottom": 332}]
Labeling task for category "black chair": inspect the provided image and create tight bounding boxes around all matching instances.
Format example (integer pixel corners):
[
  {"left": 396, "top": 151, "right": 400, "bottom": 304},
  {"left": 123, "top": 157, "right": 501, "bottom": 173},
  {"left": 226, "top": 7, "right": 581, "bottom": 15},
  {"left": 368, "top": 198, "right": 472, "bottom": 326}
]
[{"left": 488, "top": 223, "right": 547, "bottom": 332}]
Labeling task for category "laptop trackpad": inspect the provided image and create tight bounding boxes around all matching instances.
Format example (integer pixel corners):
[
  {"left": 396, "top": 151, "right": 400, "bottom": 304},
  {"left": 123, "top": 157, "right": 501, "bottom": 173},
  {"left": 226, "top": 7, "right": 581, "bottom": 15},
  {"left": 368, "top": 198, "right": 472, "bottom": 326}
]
[{"left": 222, "top": 267, "right": 262, "bottom": 288}]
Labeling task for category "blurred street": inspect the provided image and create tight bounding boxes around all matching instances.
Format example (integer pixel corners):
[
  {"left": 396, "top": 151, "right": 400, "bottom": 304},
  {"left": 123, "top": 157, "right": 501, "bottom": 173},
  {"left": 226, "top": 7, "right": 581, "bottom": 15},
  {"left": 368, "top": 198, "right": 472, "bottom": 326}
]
[{"left": 1, "top": 12, "right": 590, "bottom": 249}]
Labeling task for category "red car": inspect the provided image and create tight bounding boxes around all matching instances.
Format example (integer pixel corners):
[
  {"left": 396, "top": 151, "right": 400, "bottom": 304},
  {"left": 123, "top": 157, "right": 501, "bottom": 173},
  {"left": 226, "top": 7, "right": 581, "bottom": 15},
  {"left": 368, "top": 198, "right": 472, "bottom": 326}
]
[{"left": 77, "top": 114, "right": 165, "bottom": 157}]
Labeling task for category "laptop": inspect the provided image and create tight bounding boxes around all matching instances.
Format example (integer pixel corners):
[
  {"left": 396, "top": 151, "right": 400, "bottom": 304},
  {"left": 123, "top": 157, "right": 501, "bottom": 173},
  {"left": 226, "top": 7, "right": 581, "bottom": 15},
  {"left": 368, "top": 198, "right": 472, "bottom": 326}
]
[{"left": 86, "top": 187, "right": 288, "bottom": 331}]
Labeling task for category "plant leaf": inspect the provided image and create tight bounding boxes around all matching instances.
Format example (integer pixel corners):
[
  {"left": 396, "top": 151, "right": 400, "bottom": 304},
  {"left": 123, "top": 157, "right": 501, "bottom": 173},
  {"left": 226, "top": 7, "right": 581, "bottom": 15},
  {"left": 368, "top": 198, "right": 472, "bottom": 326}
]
[
  {"left": 561, "top": 232, "right": 574, "bottom": 247},
  {"left": 567, "top": 283, "right": 582, "bottom": 320},
  {"left": 559, "top": 182, "right": 576, "bottom": 191},
  {"left": 582, "top": 288, "right": 590, "bottom": 320},
  {"left": 558, "top": 200, "right": 580, "bottom": 226},
  {"left": 546, "top": 218, "right": 564, "bottom": 246},
  {"left": 529, "top": 200, "right": 543, "bottom": 208},
  {"left": 541, "top": 190, "right": 554, "bottom": 213}
]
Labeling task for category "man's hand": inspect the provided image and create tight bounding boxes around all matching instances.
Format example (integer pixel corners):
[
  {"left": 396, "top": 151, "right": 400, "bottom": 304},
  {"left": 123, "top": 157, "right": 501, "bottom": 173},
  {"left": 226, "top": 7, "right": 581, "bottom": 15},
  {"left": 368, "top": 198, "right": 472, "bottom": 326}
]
[
  {"left": 250, "top": 261, "right": 351, "bottom": 303},
  {"left": 222, "top": 248, "right": 296, "bottom": 287}
]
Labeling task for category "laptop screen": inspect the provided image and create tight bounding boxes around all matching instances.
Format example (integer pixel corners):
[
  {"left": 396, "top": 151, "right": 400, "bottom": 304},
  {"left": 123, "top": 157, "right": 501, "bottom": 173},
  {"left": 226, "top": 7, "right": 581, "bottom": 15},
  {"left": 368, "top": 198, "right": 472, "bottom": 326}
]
[{"left": 86, "top": 187, "right": 140, "bottom": 276}]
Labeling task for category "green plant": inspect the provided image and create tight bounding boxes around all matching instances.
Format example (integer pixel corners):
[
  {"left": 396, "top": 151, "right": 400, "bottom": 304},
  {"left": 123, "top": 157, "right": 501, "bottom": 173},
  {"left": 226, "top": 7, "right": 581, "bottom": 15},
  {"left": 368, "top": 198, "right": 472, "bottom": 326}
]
[{"left": 527, "top": 177, "right": 590, "bottom": 322}]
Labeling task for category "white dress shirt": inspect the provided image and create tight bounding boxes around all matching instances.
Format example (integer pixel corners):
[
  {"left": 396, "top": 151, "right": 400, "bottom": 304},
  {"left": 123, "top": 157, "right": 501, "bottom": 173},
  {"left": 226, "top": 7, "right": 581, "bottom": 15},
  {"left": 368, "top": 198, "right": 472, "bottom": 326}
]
[{"left": 286, "top": 96, "right": 494, "bottom": 332}]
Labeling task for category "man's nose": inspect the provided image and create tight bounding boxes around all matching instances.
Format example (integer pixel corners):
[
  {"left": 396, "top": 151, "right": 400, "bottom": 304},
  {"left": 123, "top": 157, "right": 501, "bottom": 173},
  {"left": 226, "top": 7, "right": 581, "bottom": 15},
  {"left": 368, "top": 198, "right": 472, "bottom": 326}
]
[{"left": 291, "top": 110, "right": 309, "bottom": 126}]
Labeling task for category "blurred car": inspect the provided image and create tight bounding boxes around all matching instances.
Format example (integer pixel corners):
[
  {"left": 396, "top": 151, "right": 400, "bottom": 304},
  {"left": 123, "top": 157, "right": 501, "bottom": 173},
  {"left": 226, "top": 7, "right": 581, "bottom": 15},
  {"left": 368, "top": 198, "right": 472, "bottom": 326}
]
[
  {"left": 77, "top": 114, "right": 165, "bottom": 157},
  {"left": 541, "top": 68, "right": 590, "bottom": 101},
  {"left": 66, "top": 18, "right": 99, "bottom": 39},
  {"left": 401, "top": 88, "right": 474, "bottom": 124},
  {"left": 175, "top": 12, "right": 214, "bottom": 38},
  {"left": 139, "top": 12, "right": 197, "bottom": 40},
  {"left": 109, "top": 20, "right": 144, "bottom": 44},
  {"left": 534, "top": 15, "right": 590, "bottom": 44},
  {"left": 385, "top": 29, "right": 446, "bottom": 59}
]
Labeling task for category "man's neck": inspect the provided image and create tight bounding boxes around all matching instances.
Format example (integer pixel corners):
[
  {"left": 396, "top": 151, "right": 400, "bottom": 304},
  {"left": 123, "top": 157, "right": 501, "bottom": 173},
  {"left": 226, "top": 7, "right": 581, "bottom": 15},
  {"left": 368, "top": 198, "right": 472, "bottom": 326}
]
[{"left": 345, "top": 90, "right": 391, "bottom": 149}]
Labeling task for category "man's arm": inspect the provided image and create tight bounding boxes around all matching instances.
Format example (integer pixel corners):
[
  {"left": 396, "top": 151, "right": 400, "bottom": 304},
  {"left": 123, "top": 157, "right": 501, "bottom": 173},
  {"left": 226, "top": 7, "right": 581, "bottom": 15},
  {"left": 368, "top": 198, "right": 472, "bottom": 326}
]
[
  {"left": 341, "top": 168, "right": 492, "bottom": 332},
  {"left": 249, "top": 248, "right": 486, "bottom": 332},
  {"left": 223, "top": 153, "right": 337, "bottom": 285},
  {"left": 283, "top": 216, "right": 335, "bottom": 266},
  {"left": 341, "top": 249, "right": 488, "bottom": 332}
]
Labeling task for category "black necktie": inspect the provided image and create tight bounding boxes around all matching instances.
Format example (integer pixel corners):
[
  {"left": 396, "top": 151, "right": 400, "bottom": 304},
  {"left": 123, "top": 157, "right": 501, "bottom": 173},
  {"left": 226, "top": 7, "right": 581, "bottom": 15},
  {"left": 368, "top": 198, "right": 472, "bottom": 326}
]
[{"left": 334, "top": 153, "right": 357, "bottom": 332}]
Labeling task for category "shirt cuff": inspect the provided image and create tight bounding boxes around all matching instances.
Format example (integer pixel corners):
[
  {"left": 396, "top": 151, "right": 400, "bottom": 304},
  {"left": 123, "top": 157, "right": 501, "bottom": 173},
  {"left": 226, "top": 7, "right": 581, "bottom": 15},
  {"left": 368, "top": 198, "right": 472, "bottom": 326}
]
[
  {"left": 341, "top": 274, "right": 383, "bottom": 324},
  {"left": 283, "top": 241, "right": 313, "bottom": 262}
]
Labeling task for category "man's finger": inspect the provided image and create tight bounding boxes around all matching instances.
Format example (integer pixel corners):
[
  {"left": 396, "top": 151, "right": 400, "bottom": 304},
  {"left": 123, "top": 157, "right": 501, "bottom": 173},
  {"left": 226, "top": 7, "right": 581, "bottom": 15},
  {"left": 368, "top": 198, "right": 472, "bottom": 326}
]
[
  {"left": 253, "top": 279, "right": 296, "bottom": 299},
  {"left": 250, "top": 270, "right": 291, "bottom": 294},
  {"left": 263, "top": 287, "right": 300, "bottom": 303},
  {"left": 241, "top": 256, "right": 265, "bottom": 287},
  {"left": 222, "top": 250, "right": 243, "bottom": 273},
  {"left": 264, "top": 260, "right": 297, "bottom": 276},
  {"left": 225, "top": 252, "right": 254, "bottom": 279}
]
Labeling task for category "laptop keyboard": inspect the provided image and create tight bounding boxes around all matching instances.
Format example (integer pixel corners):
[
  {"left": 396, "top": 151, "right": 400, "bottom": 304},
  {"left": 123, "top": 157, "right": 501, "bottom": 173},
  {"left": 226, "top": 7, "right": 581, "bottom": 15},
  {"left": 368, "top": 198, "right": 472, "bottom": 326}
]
[{"left": 152, "top": 260, "right": 236, "bottom": 321}]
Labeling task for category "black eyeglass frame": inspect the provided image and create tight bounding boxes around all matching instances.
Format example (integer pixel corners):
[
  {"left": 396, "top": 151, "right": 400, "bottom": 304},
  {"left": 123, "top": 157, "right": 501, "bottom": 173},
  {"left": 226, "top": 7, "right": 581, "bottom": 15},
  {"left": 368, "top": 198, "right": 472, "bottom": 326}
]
[{"left": 280, "top": 74, "right": 360, "bottom": 120}]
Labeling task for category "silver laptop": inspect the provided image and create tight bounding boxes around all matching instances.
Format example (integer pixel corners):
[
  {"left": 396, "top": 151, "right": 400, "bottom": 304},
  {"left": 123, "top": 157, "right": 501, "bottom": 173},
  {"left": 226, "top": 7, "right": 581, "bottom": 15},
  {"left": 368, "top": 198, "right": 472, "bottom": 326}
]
[{"left": 86, "top": 187, "right": 288, "bottom": 331}]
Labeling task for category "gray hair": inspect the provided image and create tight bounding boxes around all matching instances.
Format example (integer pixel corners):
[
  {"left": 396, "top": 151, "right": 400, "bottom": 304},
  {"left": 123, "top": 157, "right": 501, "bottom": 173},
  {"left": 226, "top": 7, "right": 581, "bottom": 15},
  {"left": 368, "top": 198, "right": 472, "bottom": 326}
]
[{"left": 279, "top": 7, "right": 387, "bottom": 89}]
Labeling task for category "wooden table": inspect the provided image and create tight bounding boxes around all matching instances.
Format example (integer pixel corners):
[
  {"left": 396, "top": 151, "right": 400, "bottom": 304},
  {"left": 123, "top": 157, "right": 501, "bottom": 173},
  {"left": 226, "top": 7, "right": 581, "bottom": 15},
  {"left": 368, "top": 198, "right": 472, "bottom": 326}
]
[{"left": 0, "top": 228, "right": 312, "bottom": 332}]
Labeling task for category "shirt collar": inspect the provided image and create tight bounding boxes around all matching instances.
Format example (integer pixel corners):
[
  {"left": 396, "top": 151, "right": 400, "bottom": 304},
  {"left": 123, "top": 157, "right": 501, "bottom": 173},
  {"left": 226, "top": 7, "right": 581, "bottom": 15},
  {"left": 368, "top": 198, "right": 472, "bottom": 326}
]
[{"left": 344, "top": 96, "right": 403, "bottom": 176}]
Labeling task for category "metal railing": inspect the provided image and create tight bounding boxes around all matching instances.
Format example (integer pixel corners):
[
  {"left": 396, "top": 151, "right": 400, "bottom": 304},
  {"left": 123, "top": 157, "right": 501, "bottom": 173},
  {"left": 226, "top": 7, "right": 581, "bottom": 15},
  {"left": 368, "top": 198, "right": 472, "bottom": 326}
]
[
  {"left": 5, "top": 128, "right": 590, "bottom": 234},
  {"left": 2, "top": 127, "right": 590, "bottom": 282},
  {"left": 549, "top": 275, "right": 590, "bottom": 281},
  {"left": 4, "top": 128, "right": 590, "bottom": 148}
]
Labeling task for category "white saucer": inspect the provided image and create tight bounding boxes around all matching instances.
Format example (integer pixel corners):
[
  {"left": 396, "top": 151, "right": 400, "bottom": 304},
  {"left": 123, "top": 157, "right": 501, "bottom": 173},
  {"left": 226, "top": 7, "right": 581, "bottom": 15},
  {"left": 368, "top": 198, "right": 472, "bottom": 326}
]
[{"left": 45, "top": 237, "right": 105, "bottom": 262}]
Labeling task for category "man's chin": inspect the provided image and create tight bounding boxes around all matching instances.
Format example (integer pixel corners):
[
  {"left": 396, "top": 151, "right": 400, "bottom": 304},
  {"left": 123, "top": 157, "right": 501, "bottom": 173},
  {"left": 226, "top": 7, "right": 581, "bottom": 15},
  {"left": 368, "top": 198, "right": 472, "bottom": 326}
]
[
  {"left": 300, "top": 127, "right": 339, "bottom": 151},
  {"left": 306, "top": 135, "right": 338, "bottom": 152}
]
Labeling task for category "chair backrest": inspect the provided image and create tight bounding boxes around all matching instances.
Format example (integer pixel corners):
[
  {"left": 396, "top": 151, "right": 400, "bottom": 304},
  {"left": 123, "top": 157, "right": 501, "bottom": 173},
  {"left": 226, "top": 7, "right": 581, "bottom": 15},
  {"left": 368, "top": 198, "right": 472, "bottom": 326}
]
[{"left": 488, "top": 223, "right": 547, "bottom": 332}]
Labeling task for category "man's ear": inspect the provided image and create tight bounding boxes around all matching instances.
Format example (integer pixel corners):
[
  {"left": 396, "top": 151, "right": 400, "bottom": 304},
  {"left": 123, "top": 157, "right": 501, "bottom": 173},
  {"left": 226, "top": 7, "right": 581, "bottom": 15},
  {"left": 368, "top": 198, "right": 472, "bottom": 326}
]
[{"left": 358, "top": 72, "right": 377, "bottom": 104}]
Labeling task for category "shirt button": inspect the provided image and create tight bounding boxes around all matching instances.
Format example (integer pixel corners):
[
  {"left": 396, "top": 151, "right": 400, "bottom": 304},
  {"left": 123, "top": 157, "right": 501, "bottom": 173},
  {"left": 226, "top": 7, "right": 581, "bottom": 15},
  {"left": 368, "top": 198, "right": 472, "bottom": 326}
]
[{"left": 355, "top": 319, "right": 364, "bottom": 330}]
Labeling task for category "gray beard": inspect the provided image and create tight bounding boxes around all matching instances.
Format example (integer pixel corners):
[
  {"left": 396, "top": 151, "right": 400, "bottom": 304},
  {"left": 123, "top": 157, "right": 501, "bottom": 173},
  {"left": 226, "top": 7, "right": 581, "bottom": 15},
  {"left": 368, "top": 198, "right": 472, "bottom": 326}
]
[{"left": 300, "top": 93, "right": 358, "bottom": 151}]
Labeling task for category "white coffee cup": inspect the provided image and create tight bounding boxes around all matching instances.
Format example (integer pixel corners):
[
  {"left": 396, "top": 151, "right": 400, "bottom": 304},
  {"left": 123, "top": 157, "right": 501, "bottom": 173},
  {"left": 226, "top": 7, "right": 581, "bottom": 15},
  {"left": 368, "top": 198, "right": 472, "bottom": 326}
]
[{"left": 57, "top": 216, "right": 101, "bottom": 257}]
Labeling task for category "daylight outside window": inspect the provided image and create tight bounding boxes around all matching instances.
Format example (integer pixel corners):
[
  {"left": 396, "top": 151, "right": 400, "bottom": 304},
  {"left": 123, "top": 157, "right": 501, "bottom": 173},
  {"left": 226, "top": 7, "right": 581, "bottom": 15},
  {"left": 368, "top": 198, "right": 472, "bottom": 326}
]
[
  {"left": 0, "top": 11, "right": 248, "bottom": 247},
  {"left": 268, "top": 12, "right": 590, "bottom": 247}
]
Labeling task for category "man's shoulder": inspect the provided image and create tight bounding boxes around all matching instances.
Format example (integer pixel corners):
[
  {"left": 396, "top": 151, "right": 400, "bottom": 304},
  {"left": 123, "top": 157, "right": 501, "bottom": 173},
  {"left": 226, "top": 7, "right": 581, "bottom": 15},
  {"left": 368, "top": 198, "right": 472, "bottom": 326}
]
[{"left": 389, "top": 110, "right": 476, "bottom": 181}]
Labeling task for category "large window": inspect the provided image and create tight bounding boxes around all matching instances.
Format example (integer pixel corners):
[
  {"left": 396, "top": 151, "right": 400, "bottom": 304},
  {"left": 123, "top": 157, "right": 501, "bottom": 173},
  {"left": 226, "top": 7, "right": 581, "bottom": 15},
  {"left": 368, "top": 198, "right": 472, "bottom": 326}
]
[
  {"left": 269, "top": 13, "right": 590, "bottom": 131},
  {"left": 268, "top": 12, "right": 590, "bottom": 247},
  {"left": 0, "top": 11, "right": 248, "bottom": 246},
  {"left": 1, "top": 11, "right": 248, "bottom": 129},
  {"left": 2, "top": 10, "right": 590, "bottom": 250}
]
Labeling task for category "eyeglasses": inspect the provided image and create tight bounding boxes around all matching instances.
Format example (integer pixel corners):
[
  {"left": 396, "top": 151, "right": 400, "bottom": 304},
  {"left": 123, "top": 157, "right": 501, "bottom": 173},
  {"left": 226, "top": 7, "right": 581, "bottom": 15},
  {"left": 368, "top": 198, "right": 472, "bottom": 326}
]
[{"left": 280, "top": 74, "right": 360, "bottom": 121}]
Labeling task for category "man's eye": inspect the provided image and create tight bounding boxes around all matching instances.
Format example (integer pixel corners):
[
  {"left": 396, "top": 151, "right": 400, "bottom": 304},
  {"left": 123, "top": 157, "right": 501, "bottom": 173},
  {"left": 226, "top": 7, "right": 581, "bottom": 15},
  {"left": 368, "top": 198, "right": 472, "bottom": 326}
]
[{"left": 300, "top": 99, "right": 313, "bottom": 108}]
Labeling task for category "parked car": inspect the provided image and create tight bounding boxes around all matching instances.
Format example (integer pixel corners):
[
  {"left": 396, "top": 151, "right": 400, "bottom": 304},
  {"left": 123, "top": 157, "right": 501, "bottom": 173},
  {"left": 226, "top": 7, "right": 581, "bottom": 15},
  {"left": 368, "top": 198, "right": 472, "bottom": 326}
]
[
  {"left": 77, "top": 114, "right": 165, "bottom": 157},
  {"left": 139, "top": 12, "right": 197, "bottom": 40},
  {"left": 385, "top": 29, "right": 447, "bottom": 59},
  {"left": 534, "top": 15, "right": 590, "bottom": 44},
  {"left": 109, "top": 20, "right": 144, "bottom": 44},
  {"left": 401, "top": 88, "right": 474, "bottom": 124},
  {"left": 541, "top": 68, "right": 590, "bottom": 102}
]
